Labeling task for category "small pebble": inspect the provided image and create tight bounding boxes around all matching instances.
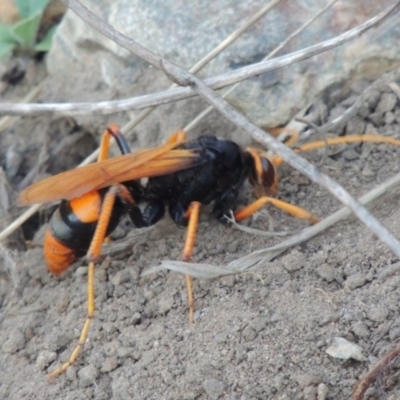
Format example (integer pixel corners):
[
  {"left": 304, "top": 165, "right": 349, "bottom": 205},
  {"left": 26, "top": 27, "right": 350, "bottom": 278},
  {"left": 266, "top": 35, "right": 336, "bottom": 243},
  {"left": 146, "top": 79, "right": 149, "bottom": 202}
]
[
  {"left": 202, "top": 378, "right": 224, "bottom": 400},
  {"left": 367, "top": 306, "right": 389, "bottom": 323},
  {"left": 250, "top": 317, "right": 268, "bottom": 333},
  {"left": 3, "top": 330, "right": 25, "bottom": 354},
  {"left": 111, "top": 269, "right": 131, "bottom": 285},
  {"left": 351, "top": 321, "right": 370, "bottom": 338},
  {"left": 318, "top": 312, "right": 340, "bottom": 327},
  {"left": 294, "top": 373, "right": 321, "bottom": 388},
  {"left": 362, "top": 166, "right": 375, "bottom": 177},
  {"left": 242, "top": 326, "right": 257, "bottom": 342},
  {"left": 101, "top": 356, "right": 119, "bottom": 373},
  {"left": 326, "top": 337, "right": 366, "bottom": 361},
  {"left": 376, "top": 92, "right": 397, "bottom": 113},
  {"left": 304, "top": 385, "right": 317, "bottom": 400},
  {"left": 389, "top": 327, "right": 400, "bottom": 341},
  {"left": 385, "top": 111, "right": 395, "bottom": 125},
  {"left": 316, "top": 264, "right": 335, "bottom": 282},
  {"left": 318, "top": 383, "right": 329, "bottom": 400},
  {"left": 36, "top": 351, "right": 57, "bottom": 370},
  {"left": 78, "top": 365, "right": 98, "bottom": 387},
  {"left": 345, "top": 273, "right": 367, "bottom": 290},
  {"left": 158, "top": 295, "right": 174, "bottom": 315},
  {"left": 112, "top": 377, "right": 131, "bottom": 400}
]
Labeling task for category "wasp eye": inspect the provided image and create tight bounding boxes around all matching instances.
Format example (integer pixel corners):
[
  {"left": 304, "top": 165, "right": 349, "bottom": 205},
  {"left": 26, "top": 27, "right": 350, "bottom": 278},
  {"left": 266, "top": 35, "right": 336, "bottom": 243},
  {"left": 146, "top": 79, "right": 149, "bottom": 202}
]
[{"left": 247, "top": 149, "right": 278, "bottom": 198}]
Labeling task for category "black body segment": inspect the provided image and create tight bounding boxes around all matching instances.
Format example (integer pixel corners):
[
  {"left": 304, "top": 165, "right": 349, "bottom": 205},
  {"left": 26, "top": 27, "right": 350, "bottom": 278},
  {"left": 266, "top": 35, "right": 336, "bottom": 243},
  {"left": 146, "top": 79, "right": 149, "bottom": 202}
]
[
  {"left": 47, "top": 135, "right": 274, "bottom": 261},
  {"left": 126, "top": 136, "right": 253, "bottom": 227}
]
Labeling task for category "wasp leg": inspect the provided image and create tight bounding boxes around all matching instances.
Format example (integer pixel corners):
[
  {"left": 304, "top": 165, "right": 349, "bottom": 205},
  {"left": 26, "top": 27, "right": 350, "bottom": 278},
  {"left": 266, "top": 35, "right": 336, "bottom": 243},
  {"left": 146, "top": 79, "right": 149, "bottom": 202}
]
[
  {"left": 234, "top": 196, "right": 319, "bottom": 224},
  {"left": 48, "top": 186, "right": 118, "bottom": 380},
  {"left": 271, "top": 134, "right": 400, "bottom": 167},
  {"left": 182, "top": 202, "right": 201, "bottom": 323},
  {"left": 167, "top": 129, "right": 187, "bottom": 144},
  {"left": 269, "top": 127, "right": 299, "bottom": 147},
  {"left": 98, "top": 123, "right": 133, "bottom": 161}
]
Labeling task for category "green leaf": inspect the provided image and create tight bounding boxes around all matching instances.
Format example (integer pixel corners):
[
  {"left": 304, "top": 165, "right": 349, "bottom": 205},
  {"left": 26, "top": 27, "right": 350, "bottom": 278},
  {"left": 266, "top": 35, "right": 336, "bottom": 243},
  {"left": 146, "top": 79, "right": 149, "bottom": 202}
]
[
  {"left": 0, "top": 42, "right": 15, "bottom": 59},
  {"left": 10, "top": 11, "right": 42, "bottom": 48},
  {"left": 35, "top": 25, "right": 57, "bottom": 52},
  {"left": 14, "top": 0, "right": 51, "bottom": 19}
]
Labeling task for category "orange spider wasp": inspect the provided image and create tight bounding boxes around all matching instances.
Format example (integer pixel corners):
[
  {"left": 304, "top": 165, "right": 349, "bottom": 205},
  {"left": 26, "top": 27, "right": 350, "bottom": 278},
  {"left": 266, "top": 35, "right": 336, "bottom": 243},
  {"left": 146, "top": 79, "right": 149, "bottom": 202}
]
[{"left": 19, "top": 123, "right": 400, "bottom": 379}]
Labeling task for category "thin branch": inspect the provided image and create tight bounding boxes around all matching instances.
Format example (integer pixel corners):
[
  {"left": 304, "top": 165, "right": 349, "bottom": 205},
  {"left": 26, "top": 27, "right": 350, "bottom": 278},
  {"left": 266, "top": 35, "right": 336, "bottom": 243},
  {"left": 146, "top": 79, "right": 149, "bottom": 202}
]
[
  {"left": 0, "top": 82, "right": 44, "bottom": 131},
  {"left": 61, "top": 0, "right": 400, "bottom": 259},
  {"left": 185, "top": 0, "right": 339, "bottom": 132},
  {"left": 0, "top": 1, "right": 398, "bottom": 116},
  {"left": 352, "top": 343, "right": 400, "bottom": 400}
]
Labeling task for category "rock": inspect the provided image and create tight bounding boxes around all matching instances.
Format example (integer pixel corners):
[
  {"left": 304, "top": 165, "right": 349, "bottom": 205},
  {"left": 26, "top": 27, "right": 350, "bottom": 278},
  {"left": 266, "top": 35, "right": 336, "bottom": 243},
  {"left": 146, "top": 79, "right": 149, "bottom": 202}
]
[
  {"left": 202, "top": 378, "right": 224, "bottom": 400},
  {"left": 36, "top": 351, "right": 57, "bottom": 370},
  {"left": 101, "top": 356, "right": 119, "bottom": 372},
  {"left": 304, "top": 385, "right": 318, "bottom": 400},
  {"left": 294, "top": 373, "right": 321, "bottom": 388},
  {"left": 376, "top": 93, "right": 398, "bottom": 113},
  {"left": 345, "top": 273, "right": 367, "bottom": 290},
  {"left": 111, "top": 377, "right": 131, "bottom": 400},
  {"left": 316, "top": 264, "right": 335, "bottom": 282},
  {"left": 46, "top": 1, "right": 400, "bottom": 140},
  {"left": 3, "top": 329, "right": 25, "bottom": 354},
  {"left": 326, "top": 337, "right": 366, "bottom": 361},
  {"left": 351, "top": 321, "right": 370, "bottom": 338},
  {"left": 78, "top": 365, "right": 99, "bottom": 387},
  {"left": 367, "top": 306, "right": 389, "bottom": 323},
  {"left": 158, "top": 295, "right": 174, "bottom": 315}
]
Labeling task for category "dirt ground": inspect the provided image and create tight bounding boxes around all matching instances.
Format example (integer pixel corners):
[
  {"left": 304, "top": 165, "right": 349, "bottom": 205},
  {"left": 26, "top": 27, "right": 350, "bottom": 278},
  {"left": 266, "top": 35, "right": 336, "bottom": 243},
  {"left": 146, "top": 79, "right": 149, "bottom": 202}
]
[{"left": 1, "top": 56, "right": 400, "bottom": 400}]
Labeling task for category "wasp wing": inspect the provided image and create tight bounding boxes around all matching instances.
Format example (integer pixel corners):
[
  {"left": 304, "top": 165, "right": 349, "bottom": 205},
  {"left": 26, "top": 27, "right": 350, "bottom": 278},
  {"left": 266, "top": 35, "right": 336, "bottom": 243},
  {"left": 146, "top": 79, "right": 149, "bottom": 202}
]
[{"left": 19, "top": 148, "right": 200, "bottom": 205}]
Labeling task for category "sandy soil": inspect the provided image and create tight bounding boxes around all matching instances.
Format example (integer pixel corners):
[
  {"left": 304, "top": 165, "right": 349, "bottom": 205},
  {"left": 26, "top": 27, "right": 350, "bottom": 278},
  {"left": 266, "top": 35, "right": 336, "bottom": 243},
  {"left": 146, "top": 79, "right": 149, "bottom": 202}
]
[{"left": 1, "top": 57, "right": 400, "bottom": 400}]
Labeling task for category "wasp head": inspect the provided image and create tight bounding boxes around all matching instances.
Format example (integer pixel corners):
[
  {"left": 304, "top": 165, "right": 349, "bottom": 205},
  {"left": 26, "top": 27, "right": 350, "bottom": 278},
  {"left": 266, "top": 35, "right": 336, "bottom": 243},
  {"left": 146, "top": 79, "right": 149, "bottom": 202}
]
[{"left": 246, "top": 148, "right": 278, "bottom": 198}]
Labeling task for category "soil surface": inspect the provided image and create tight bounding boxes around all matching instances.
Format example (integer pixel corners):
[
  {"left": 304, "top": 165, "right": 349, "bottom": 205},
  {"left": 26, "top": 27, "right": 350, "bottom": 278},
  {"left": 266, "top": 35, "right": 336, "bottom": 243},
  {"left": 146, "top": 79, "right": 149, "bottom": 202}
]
[{"left": 1, "top": 57, "right": 400, "bottom": 400}]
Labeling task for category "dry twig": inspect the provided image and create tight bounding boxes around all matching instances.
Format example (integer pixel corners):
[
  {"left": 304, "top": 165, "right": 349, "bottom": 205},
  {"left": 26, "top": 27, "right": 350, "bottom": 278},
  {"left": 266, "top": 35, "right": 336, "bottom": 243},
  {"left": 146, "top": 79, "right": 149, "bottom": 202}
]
[
  {"left": 352, "top": 344, "right": 400, "bottom": 400},
  {"left": 0, "top": 1, "right": 398, "bottom": 116}
]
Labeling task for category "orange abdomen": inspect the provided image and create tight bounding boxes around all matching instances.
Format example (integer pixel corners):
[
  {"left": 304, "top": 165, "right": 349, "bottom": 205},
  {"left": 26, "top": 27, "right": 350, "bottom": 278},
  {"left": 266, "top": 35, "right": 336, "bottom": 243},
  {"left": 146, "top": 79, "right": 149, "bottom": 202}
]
[{"left": 44, "top": 228, "right": 78, "bottom": 275}]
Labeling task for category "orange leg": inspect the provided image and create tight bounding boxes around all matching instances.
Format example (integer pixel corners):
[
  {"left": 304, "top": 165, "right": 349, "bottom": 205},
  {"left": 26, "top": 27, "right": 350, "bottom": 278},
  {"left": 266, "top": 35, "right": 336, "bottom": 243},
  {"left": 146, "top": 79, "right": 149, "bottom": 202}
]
[
  {"left": 48, "top": 127, "right": 188, "bottom": 379},
  {"left": 271, "top": 134, "right": 400, "bottom": 167},
  {"left": 234, "top": 196, "right": 319, "bottom": 225},
  {"left": 167, "top": 129, "right": 187, "bottom": 144},
  {"left": 48, "top": 127, "right": 130, "bottom": 380},
  {"left": 182, "top": 202, "right": 201, "bottom": 323},
  {"left": 48, "top": 187, "right": 118, "bottom": 380}
]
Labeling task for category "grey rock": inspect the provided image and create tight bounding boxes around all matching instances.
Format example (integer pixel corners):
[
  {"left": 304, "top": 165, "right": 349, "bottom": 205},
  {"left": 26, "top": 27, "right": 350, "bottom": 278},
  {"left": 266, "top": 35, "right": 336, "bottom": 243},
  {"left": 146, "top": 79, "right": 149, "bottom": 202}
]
[
  {"left": 46, "top": 1, "right": 400, "bottom": 139},
  {"left": 101, "top": 356, "right": 119, "bottom": 372},
  {"left": 294, "top": 373, "right": 321, "bottom": 388},
  {"left": 352, "top": 321, "right": 370, "bottom": 338},
  {"left": 389, "top": 327, "right": 400, "bottom": 341},
  {"left": 367, "top": 306, "right": 389, "bottom": 323},
  {"left": 345, "top": 273, "right": 367, "bottom": 290},
  {"left": 202, "top": 378, "right": 225, "bottom": 400},
  {"left": 78, "top": 365, "right": 98, "bottom": 387},
  {"left": 111, "top": 377, "right": 131, "bottom": 400},
  {"left": 376, "top": 93, "right": 398, "bottom": 113},
  {"left": 36, "top": 350, "right": 57, "bottom": 370},
  {"left": 3, "top": 330, "right": 25, "bottom": 354},
  {"left": 304, "top": 385, "right": 318, "bottom": 400},
  {"left": 316, "top": 264, "right": 335, "bottom": 282},
  {"left": 158, "top": 295, "right": 174, "bottom": 315}
]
